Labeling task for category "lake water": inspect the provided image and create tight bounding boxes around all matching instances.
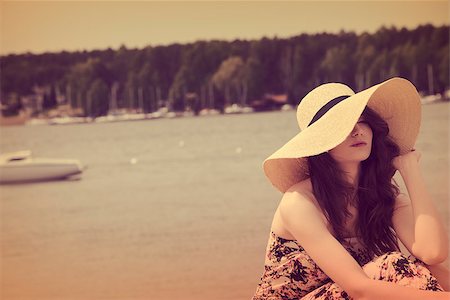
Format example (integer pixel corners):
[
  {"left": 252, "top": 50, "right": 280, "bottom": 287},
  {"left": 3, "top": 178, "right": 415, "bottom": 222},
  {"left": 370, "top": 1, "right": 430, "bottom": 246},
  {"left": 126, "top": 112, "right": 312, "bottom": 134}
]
[{"left": 1, "top": 102, "right": 449, "bottom": 300}]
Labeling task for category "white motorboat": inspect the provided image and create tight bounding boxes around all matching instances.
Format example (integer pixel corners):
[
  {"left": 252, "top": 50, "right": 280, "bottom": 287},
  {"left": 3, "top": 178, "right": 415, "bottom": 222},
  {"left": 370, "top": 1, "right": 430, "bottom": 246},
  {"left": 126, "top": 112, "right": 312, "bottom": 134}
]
[{"left": 0, "top": 150, "right": 85, "bottom": 183}]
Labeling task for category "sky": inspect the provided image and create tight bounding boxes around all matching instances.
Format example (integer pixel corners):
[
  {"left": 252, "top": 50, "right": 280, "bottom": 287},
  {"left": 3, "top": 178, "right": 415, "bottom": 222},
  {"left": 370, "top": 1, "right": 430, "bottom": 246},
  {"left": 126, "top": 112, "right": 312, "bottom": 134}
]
[{"left": 0, "top": 1, "right": 448, "bottom": 56}]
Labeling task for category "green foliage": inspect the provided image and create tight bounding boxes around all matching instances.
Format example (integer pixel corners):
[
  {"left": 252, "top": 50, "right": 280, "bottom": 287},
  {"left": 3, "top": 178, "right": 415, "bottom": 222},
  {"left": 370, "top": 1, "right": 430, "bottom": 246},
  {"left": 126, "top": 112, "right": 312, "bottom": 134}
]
[
  {"left": 87, "top": 79, "right": 109, "bottom": 118},
  {"left": 211, "top": 56, "right": 245, "bottom": 105},
  {"left": 42, "top": 85, "right": 57, "bottom": 110},
  {"left": 244, "top": 56, "right": 264, "bottom": 101},
  {"left": 1, "top": 24, "right": 448, "bottom": 114}
]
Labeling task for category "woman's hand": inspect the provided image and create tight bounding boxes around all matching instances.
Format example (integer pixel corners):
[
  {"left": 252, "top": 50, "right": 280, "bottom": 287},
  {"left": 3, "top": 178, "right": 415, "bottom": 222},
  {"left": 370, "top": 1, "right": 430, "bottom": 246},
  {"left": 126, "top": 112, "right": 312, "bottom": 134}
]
[{"left": 392, "top": 149, "right": 421, "bottom": 172}]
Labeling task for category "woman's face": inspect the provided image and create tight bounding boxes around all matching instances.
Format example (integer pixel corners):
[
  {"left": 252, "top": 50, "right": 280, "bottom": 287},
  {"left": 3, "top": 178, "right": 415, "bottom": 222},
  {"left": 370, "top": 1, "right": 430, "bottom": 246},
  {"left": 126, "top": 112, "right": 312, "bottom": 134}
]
[{"left": 328, "top": 115, "right": 373, "bottom": 163}]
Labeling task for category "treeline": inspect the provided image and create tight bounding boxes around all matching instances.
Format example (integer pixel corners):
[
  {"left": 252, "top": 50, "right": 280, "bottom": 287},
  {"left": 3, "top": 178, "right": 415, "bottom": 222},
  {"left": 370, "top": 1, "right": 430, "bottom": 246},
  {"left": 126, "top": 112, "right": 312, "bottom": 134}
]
[{"left": 1, "top": 24, "right": 448, "bottom": 117}]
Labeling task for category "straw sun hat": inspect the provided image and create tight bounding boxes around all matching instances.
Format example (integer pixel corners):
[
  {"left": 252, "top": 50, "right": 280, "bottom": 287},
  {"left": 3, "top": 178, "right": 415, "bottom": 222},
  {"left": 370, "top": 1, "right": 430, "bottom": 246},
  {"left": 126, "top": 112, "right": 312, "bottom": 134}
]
[{"left": 263, "top": 77, "right": 422, "bottom": 193}]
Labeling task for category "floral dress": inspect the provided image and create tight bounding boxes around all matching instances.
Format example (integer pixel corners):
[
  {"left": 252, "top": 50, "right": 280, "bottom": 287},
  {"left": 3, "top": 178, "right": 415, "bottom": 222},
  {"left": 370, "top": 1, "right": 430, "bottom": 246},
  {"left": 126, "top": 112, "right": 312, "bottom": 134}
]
[{"left": 252, "top": 231, "right": 443, "bottom": 299}]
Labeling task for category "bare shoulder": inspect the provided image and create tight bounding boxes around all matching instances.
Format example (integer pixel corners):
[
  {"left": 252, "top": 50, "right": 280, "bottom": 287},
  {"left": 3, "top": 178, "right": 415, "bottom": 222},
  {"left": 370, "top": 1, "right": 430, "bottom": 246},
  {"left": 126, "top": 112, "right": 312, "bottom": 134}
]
[
  {"left": 279, "top": 179, "right": 322, "bottom": 221},
  {"left": 281, "top": 179, "right": 315, "bottom": 205},
  {"left": 285, "top": 178, "right": 315, "bottom": 199},
  {"left": 277, "top": 178, "right": 330, "bottom": 240}
]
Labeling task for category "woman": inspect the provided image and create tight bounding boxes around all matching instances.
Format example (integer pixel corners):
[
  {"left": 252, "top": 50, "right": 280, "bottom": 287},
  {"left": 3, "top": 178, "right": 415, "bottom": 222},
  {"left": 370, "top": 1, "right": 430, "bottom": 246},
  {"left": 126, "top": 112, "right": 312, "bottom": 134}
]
[{"left": 253, "top": 78, "right": 449, "bottom": 299}]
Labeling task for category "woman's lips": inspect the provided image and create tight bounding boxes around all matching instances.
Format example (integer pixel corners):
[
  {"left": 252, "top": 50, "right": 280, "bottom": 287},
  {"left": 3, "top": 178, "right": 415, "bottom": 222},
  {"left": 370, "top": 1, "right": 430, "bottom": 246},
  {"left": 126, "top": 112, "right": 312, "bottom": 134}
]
[{"left": 351, "top": 142, "right": 367, "bottom": 147}]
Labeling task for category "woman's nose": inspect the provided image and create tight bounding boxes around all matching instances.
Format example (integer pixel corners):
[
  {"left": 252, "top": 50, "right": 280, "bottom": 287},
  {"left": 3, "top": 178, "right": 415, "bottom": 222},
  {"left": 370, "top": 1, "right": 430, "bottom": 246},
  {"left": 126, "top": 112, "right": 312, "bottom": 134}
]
[{"left": 351, "top": 124, "right": 363, "bottom": 136}]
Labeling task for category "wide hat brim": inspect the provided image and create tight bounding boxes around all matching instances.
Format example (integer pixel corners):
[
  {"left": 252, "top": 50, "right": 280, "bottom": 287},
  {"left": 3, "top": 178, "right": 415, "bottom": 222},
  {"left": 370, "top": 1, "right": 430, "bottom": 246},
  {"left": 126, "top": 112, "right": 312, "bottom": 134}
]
[{"left": 263, "top": 77, "right": 421, "bottom": 193}]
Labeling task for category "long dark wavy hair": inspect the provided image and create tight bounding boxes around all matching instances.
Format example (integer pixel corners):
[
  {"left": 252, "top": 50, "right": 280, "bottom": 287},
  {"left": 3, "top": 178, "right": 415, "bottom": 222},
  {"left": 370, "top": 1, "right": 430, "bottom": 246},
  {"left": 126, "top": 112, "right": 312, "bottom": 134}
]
[{"left": 307, "top": 106, "right": 401, "bottom": 258}]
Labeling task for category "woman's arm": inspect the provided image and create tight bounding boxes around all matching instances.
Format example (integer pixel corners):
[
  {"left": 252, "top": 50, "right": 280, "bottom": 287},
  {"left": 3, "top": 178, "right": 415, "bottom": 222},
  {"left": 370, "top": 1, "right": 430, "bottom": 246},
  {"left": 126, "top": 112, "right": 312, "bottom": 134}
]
[
  {"left": 392, "top": 150, "right": 449, "bottom": 265},
  {"left": 393, "top": 194, "right": 450, "bottom": 288},
  {"left": 427, "top": 262, "right": 450, "bottom": 291},
  {"left": 278, "top": 189, "right": 449, "bottom": 300}
]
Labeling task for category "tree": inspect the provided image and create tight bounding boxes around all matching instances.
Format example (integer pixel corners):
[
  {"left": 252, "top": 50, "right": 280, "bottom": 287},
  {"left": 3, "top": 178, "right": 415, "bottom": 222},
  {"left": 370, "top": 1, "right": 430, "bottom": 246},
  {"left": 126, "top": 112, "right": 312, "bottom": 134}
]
[
  {"left": 244, "top": 56, "right": 264, "bottom": 101},
  {"left": 437, "top": 45, "right": 449, "bottom": 93},
  {"left": 211, "top": 56, "right": 245, "bottom": 106},
  {"left": 42, "top": 85, "right": 57, "bottom": 110},
  {"left": 65, "top": 57, "right": 111, "bottom": 114},
  {"left": 1, "top": 24, "right": 448, "bottom": 113},
  {"left": 319, "top": 44, "right": 354, "bottom": 83},
  {"left": 87, "top": 79, "right": 109, "bottom": 118}
]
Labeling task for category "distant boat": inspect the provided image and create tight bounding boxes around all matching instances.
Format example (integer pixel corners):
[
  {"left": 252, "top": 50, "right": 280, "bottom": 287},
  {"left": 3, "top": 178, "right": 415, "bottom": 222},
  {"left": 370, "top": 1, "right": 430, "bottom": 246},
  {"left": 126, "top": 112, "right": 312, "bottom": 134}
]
[
  {"left": 420, "top": 94, "right": 443, "bottom": 105},
  {"left": 199, "top": 108, "right": 221, "bottom": 116},
  {"left": 280, "top": 104, "right": 294, "bottom": 111},
  {"left": 224, "top": 104, "right": 241, "bottom": 114},
  {"left": 224, "top": 104, "right": 255, "bottom": 114},
  {"left": 49, "top": 116, "right": 88, "bottom": 125},
  {"left": 0, "top": 150, "right": 85, "bottom": 184},
  {"left": 241, "top": 106, "right": 255, "bottom": 114}
]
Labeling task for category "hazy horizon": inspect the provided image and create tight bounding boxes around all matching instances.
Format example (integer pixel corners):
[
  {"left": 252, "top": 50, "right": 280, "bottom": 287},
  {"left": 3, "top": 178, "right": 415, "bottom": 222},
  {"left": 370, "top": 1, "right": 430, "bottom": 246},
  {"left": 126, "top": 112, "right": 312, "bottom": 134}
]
[{"left": 1, "top": 1, "right": 448, "bottom": 56}]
